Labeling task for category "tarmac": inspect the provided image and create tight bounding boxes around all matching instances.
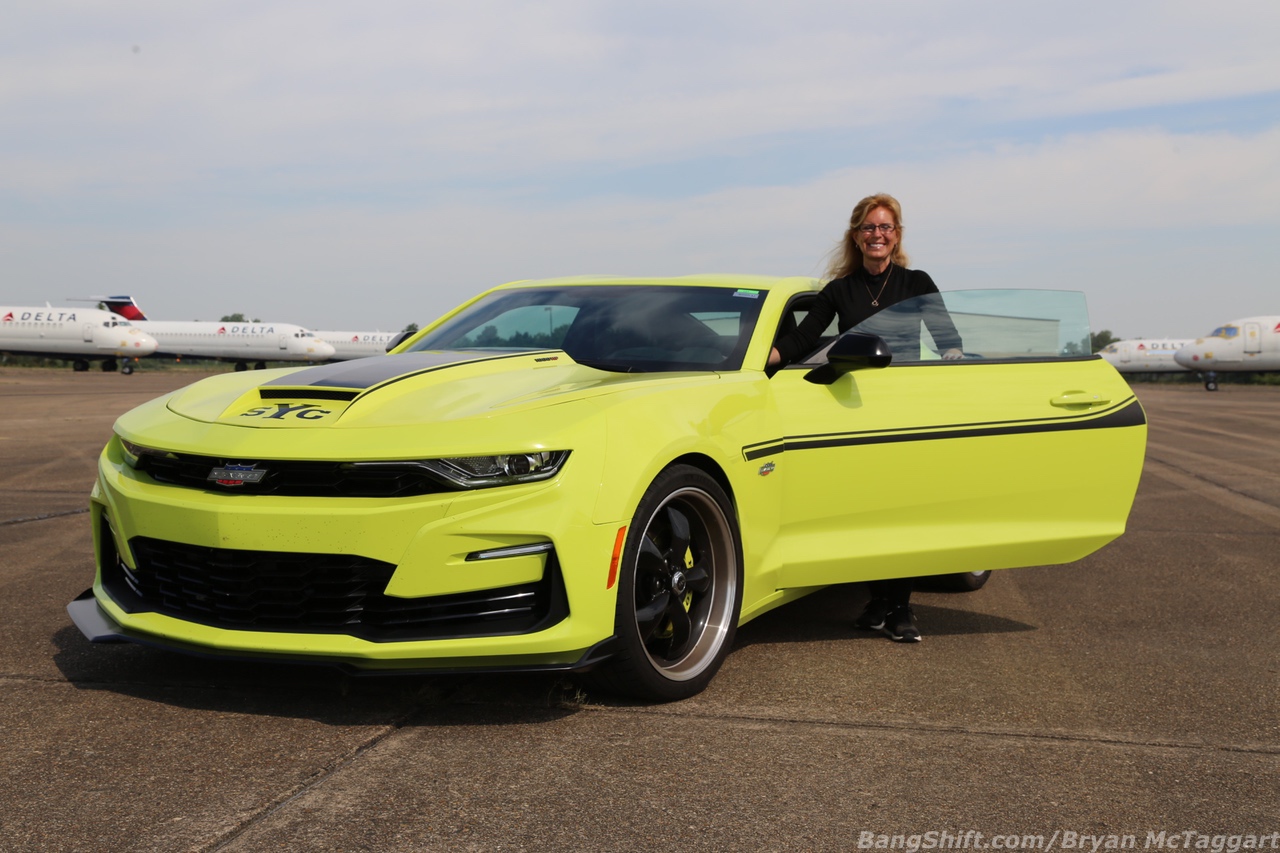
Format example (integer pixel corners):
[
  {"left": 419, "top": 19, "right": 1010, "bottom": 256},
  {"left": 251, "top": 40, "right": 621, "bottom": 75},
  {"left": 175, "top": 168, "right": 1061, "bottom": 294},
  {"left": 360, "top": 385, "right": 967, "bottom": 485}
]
[{"left": 0, "top": 366, "right": 1276, "bottom": 852}]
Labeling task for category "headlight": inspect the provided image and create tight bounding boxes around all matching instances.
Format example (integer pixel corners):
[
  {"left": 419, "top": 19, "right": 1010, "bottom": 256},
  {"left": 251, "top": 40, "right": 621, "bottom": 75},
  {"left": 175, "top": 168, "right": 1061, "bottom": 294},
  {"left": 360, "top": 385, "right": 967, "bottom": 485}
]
[
  {"left": 350, "top": 451, "right": 571, "bottom": 490},
  {"left": 118, "top": 437, "right": 174, "bottom": 469}
]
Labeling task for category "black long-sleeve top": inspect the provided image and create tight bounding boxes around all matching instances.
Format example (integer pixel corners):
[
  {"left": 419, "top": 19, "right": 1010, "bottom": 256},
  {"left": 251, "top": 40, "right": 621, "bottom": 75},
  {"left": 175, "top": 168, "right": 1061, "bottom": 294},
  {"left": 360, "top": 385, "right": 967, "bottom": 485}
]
[{"left": 775, "top": 264, "right": 963, "bottom": 364}]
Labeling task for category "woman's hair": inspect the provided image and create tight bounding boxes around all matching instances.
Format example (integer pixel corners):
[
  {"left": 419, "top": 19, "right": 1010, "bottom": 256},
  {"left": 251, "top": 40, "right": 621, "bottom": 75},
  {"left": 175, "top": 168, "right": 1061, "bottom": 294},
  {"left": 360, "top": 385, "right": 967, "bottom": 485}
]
[{"left": 825, "top": 193, "right": 910, "bottom": 280}]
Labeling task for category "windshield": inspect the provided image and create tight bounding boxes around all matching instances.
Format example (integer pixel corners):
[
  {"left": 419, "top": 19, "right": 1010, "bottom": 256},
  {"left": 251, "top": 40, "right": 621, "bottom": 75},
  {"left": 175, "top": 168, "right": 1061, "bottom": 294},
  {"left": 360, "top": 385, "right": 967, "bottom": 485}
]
[
  {"left": 798, "top": 289, "right": 1093, "bottom": 365},
  {"left": 1208, "top": 325, "right": 1239, "bottom": 339},
  {"left": 408, "top": 285, "right": 766, "bottom": 372}
]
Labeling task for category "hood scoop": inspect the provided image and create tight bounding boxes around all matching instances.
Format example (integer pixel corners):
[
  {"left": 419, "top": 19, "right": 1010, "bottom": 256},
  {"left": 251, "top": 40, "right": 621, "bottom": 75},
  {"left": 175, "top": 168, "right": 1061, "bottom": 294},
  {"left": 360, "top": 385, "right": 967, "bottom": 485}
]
[{"left": 258, "top": 387, "right": 359, "bottom": 401}]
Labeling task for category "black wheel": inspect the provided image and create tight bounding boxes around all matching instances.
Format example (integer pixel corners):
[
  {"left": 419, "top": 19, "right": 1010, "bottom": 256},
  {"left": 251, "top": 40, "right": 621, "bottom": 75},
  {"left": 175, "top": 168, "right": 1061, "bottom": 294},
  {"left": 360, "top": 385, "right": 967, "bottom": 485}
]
[
  {"left": 101, "top": 359, "right": 118, "bottom": 373},
  {"left": 592, "top": 465, "right": 742, "bottom": 701},
  {"left": 255, "top": 361, "right": 267, "bottom": 370},
  {"left": 121, "top": 363, "right": 134, "bottom": 375},
  {"left": 73, "top": 359, "right": 90, "bottom": 372},
  {"left": 936, "top": 570, "right": 991, "bottom": 592},
  {"left": 234, "top": 362, "right": 248, "bottom": 372},
  {"left": 1205, "top": 380, "right": 1218, "bottom": 392}
]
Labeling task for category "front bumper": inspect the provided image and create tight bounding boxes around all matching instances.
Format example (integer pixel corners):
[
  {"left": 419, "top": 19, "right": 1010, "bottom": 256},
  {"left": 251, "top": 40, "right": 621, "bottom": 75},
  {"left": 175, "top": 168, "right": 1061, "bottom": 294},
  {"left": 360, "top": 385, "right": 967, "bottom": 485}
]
[
  {"left": 80, "top": 437, "right": 624, "bottom": 671},
  {"left": 67, "top": 590, "right": 620, "bottom": 674}
]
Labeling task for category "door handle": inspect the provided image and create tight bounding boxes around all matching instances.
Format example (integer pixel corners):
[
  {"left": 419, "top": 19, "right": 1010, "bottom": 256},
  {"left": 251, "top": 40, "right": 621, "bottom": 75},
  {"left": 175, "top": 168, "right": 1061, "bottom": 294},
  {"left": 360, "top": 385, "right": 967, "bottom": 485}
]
[{"left": 1050, "top": 391, "right": 1110, "bottom": 408}]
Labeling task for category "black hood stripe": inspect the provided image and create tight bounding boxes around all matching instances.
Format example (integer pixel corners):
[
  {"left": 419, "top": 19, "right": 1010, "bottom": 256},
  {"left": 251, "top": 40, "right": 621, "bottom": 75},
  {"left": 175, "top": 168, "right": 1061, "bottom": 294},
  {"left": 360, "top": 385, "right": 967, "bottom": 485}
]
[
  {"left": 743, "top": 397, "right": 1145, "bottom": 461},
  {"left": 259, "top": 350, "right": 557, "bottom": 393}
]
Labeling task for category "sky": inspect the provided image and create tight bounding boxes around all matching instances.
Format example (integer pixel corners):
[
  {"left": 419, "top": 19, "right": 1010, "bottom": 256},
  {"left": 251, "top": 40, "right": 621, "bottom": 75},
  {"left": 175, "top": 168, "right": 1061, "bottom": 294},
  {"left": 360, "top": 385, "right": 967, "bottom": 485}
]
[{"left": 3, "top": 1, "right": 1279, "bottom": 337}]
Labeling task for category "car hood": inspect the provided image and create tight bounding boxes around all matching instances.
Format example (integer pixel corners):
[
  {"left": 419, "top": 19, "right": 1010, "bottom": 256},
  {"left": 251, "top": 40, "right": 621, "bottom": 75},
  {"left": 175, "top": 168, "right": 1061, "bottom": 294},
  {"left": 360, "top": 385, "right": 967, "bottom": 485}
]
[{"left": 164, "top": 350, "right": 722, "bottom": 429}]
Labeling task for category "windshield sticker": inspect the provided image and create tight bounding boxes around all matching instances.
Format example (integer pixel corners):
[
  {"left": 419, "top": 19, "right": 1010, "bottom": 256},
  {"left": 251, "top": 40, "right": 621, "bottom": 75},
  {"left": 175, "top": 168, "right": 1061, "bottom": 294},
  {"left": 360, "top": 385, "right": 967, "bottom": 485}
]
[{"left": 732, "top": 289, "right": 760, "bottom": 299}]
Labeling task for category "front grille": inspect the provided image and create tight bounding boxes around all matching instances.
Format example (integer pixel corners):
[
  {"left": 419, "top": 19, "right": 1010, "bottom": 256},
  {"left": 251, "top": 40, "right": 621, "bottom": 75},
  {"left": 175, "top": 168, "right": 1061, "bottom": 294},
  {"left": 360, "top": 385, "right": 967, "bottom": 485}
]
[
  {"left": 99, "top": 524, "right": 568, "bottom": 642},
  {"left": 135, "top": 452, "right": 452, "bottom": 498}
]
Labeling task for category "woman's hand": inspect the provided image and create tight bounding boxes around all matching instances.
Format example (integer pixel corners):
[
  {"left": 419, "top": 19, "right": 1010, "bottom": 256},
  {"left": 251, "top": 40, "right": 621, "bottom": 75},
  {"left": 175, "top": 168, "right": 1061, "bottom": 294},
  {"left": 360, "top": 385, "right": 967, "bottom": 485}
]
[{"left": 942, "top": 348, "right": 963, "bottom": 360}]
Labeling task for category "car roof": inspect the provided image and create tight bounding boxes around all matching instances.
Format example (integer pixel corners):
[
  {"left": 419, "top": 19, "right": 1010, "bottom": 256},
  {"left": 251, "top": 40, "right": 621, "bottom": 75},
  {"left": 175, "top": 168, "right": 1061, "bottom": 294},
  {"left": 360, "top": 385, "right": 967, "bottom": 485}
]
[{"left": 493, "top": 274, "right": 823, "bottom": 295}]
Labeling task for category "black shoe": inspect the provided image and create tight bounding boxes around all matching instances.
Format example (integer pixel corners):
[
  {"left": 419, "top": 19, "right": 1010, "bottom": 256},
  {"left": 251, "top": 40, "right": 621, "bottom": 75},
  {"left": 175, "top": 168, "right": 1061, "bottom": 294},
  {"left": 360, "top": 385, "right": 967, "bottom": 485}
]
[
  {"left": 854, "top": 598, "right": 892, "bottom": 631},
  {"left": 882, "top": 605, "right": 921, "bottom": 643}
]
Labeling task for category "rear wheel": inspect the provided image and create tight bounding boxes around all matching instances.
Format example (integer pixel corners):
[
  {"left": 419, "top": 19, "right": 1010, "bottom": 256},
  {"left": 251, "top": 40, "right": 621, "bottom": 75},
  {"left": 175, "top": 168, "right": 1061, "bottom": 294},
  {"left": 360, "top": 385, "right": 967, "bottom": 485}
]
[
  {"left": 592, "top": 465, "right": 742, "bottom": 701},
  {"left": 938, "top": 570, "right": 991, "bottom": 592}
]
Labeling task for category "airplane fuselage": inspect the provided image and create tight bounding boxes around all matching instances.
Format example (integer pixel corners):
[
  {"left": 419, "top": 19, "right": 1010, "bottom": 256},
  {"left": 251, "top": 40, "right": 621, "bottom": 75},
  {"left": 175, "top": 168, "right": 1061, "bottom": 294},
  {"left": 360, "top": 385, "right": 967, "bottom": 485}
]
[
  {"left": 1174, "top": 316, "right": 1280, "bottom": 372},
  {"left": 312, "top": 330, "right": 399, "bottom": 360},
  {"left": 133, "top": 321, "right": 335, "bottom": 363},
  {"left": 1099, "top": 338, "right": 1192, "bottom": 373},
  {"left": 1, "top": 306, "right": 159, "bottom": 366}
]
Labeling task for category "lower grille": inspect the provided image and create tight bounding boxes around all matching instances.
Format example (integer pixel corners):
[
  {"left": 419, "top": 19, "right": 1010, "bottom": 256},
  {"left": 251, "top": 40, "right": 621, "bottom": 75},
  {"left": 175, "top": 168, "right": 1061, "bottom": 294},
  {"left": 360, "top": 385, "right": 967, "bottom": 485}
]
[{"left": 99, "top": 523, "right": 568, "bottom": 642}]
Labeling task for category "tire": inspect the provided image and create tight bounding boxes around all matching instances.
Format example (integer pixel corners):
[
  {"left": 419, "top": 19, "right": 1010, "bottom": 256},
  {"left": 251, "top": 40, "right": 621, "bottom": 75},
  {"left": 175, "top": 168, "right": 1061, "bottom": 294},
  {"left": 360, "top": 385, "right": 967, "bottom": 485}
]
[
  {"left": 1205, "top": 380, "right": 1218, "bottom": 392},
  {"left": 591, "top": 465, "right": 743, "bottom": 701},
  {"left": 121, "top": 363, "right": 134, "bottom": 375},
  {"left": 936, "top": 570, "right": 991, "bottom": 592}
]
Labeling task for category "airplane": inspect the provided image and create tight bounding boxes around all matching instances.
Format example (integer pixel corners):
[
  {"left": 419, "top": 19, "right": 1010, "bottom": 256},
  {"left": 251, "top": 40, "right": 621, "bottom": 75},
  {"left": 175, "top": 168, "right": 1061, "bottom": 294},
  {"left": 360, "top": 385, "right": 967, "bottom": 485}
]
[
  {"left": 86, "top": 296, "right": 335, "bottom": 370},
  {"left": 1098, "top": 338, "right": 1193, "bottom": 374},
  {"left": 1174, "top": 316, "right": 1280, "bottom": 391},
  {"left": 1, "top": 305, "right": 158, "bottom": 373},
  {"left": 310, "top": 329, "right": 401, "bottom": 360}
]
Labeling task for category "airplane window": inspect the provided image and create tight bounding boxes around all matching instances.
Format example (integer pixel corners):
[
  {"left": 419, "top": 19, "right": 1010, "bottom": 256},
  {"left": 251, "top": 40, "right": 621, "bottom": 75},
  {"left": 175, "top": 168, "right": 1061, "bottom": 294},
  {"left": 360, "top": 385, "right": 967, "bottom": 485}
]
[{"left": 1210, "top": 326, "right": 1239, "bottom": 339}]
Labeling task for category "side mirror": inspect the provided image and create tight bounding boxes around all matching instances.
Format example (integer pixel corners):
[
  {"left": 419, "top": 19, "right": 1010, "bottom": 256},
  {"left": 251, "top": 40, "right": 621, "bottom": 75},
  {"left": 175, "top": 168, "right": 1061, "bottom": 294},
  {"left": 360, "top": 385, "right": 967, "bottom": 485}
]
[
  {"left": 385, "top": 330, "right": 415, "bottom": 353},
  {"left": 803, "top": 332, "right": 892, "bottom": 385}
]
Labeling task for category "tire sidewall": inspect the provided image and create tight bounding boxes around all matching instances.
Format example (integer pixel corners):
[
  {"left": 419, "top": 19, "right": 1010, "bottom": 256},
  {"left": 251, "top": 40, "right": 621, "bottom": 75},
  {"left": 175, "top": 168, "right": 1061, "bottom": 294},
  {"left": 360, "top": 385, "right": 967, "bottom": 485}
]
[{"left": 609, "top": 464, "right": 743, "bottom": 701}]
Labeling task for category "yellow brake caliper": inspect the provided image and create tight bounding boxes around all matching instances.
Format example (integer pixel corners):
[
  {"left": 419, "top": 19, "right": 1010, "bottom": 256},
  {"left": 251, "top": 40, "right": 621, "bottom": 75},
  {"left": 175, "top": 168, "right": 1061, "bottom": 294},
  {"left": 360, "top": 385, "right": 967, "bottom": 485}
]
[{"left": 656, "top": 547, "right": 696, "bottom": 639}]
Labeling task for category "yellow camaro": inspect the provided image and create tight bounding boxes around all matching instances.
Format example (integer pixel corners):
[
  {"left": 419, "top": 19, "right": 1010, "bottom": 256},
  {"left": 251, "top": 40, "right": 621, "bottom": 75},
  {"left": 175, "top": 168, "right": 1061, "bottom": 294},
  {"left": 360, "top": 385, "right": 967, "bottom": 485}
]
[{"left": 68, "top": 275, "right": 1146, "bottom": 700}]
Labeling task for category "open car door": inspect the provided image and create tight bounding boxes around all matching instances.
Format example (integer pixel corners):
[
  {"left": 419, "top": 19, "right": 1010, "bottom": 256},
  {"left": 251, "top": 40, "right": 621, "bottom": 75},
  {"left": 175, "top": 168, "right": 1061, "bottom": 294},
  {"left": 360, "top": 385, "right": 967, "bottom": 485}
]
[{"left": 757, "top": 289, "right": 1146, "bottom": 588}]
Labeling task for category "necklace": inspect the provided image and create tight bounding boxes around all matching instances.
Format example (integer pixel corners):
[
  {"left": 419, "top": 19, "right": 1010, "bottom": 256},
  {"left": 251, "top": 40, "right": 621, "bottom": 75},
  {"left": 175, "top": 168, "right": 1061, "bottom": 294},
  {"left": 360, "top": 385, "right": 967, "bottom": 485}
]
[{"left": 866, "top": 264, "right": 892, "bottom": 307}]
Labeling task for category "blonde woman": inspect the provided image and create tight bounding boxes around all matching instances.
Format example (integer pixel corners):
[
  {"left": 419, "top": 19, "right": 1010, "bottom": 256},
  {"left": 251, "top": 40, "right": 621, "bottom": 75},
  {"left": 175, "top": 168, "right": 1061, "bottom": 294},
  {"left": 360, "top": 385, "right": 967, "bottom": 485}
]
[{"left": 770, "top": 193, "right": 962, "bottom": 641}]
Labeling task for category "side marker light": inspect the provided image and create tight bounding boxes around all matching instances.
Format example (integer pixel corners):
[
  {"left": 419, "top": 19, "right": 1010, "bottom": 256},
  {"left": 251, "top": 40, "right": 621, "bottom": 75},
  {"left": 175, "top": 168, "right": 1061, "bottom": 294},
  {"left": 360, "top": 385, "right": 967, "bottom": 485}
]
[{"left": 606, "top": 526, "right": 627, "bottom": 590}]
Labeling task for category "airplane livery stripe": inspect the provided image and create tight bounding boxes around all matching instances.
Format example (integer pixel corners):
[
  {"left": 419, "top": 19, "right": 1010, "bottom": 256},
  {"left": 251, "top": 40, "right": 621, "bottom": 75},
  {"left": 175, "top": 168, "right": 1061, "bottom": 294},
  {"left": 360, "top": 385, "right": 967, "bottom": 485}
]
[{"left": 741, "top": 397, "right": 1145, "bottom": 461}]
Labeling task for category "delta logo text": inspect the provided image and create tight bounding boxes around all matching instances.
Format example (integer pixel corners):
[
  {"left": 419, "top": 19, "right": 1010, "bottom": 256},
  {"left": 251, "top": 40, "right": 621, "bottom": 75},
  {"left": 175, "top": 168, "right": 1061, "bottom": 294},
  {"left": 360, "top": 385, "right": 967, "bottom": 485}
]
[
  {"left": 3, "top": 311, "right": 78, "bottom": 323},
  {"left": 216, "top": 325, "right": 277, "bottom": 335}
]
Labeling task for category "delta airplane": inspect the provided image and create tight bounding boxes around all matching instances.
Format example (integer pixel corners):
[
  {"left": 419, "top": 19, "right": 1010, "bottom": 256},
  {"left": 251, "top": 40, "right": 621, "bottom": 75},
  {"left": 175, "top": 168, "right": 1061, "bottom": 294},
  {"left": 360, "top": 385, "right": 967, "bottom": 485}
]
[
  {"left": 0, "top": 305, "right": 158, "bottom": 373},
  {"left": 1174, "top": 316, "right": 1280, "bottom": 390},
  {"left": 1098, "top": 338, "right": 1192, "bottom": 373},
  {"left": 87, "top": 296, "right": 335, "bottom": 370},
  {"left": 310, "top": 329, "right": 401, "bottom": 360}
]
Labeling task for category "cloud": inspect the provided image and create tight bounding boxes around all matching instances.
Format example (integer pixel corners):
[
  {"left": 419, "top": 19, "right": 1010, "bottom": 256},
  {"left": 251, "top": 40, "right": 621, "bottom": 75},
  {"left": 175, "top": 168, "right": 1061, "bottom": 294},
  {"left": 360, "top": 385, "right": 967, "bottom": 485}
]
[{"left": 3, "top": 2, "right": 1279, "bottom": 337}]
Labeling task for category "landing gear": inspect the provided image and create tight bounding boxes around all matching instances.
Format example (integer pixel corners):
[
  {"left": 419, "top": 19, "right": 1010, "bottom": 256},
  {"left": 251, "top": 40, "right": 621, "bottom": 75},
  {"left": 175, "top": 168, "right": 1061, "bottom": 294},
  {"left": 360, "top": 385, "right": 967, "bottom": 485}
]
[
  {"left": 1203, "top": 371, "right": 1218, "bottom": 392},
  {"left": 73, "top": 359, "right": 90, "bottom": 372},
  {"left": 101, "top": 359, "right": 118, "bottom": 373},
  {"left": 121, "top": 363, "right": 134, "bottom": 375},
  {"left": 255, "top": 361, "right": 267, "bottom": 370},
  {"left": 235, "top": 362, "right": 248, "bottom": 372}
]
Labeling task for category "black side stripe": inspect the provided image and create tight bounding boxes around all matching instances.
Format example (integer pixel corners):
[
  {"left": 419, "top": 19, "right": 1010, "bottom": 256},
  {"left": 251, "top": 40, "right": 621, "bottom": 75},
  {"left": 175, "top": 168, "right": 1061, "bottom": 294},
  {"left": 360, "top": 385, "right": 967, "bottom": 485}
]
[{"left": 742, "top": 397, "right": 1145, "bottom": 461}]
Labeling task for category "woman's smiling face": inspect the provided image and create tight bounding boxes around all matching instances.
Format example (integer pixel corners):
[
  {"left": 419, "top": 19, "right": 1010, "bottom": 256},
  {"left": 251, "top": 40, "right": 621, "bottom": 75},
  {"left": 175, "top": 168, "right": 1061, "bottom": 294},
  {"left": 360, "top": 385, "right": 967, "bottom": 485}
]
[{"left": 854, "top": 205, "right": 899, "bottom": 264}]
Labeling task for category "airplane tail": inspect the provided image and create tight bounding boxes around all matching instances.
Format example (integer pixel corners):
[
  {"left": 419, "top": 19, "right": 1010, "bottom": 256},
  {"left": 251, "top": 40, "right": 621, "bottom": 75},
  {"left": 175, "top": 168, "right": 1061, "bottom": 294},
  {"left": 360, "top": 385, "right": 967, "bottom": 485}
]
[{"left": 93, "top": 295, "right": 149, "bottom": 322}]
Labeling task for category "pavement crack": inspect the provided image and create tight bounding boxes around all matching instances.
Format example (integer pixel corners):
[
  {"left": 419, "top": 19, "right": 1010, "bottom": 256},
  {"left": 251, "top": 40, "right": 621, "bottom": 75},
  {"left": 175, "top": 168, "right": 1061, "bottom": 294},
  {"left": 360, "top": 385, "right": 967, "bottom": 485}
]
[
  {"left": 199, "top": 700, "right": 425, "bottom": 853},
  {"left": 0, "top": 507, "right": 89, "bottom": 527},
  {"left": 564, "top": 702, "right": 1280, "bottom": 758}
]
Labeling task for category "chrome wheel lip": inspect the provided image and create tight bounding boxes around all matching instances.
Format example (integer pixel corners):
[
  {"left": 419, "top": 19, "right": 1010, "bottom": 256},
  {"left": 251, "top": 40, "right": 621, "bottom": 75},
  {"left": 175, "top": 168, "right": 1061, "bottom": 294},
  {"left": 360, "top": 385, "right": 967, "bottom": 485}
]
[{"left": 633, "top": 486, "right": 737, "bottom": 682}]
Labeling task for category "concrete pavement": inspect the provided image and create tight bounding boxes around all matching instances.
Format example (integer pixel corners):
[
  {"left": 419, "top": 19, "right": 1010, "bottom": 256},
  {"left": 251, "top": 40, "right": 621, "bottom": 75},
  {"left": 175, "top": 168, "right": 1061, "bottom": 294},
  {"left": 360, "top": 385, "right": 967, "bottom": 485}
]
[{"left": 1, "top": 368, "right": 1275, "bottom": 851}]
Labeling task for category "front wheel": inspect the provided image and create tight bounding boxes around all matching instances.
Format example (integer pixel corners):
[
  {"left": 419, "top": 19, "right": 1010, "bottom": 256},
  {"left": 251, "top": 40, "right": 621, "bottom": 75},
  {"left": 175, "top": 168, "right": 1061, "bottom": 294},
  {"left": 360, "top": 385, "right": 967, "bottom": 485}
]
[{"left": 591, "top": 465, "right": 743, "bottom": 702}]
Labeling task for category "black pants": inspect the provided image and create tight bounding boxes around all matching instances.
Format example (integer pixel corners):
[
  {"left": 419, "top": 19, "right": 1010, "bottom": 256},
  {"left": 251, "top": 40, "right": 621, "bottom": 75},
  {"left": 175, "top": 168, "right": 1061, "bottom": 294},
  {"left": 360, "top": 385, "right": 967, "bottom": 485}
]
[{"left": 869, "top": 577, "right": 913, "bottom": 607}]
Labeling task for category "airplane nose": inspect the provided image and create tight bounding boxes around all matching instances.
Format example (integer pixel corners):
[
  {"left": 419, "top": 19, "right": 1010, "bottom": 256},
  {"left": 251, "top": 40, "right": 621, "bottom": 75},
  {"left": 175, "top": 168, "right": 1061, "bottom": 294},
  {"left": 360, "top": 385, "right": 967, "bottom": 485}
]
[
  {"left": 305, "top": 339, "right": 336, "bottom": 359},
  {"left": 1173, "top": 347, "right": 1199, "bottom": 368}
]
